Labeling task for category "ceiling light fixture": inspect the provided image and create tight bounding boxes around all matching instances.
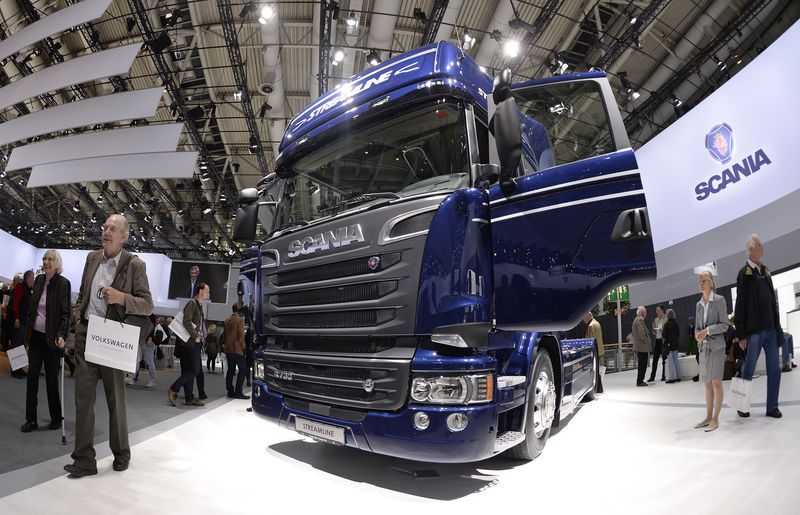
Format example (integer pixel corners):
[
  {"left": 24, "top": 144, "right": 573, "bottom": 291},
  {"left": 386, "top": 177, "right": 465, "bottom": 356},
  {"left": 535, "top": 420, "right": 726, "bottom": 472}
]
[
  {"left": 259, "top": 4, "right": 275, "bottom": 24},
  {"left": 462, "top": 31, "right": 475, "bottom": 51},
  {"left": 366, "top": 49, "right": 381, "bottom": 66},
  {"left": 346, "top": 11, "right": 357, "bottom": 34},
  {"left": 503, "top": 39, "right": 520, "bottom": 58},
  {"left": 233, "top": 90, "right": 243, "bottom": 102},
  {"left": 331, "top": 47, "right": 345, "bottom": 65}
]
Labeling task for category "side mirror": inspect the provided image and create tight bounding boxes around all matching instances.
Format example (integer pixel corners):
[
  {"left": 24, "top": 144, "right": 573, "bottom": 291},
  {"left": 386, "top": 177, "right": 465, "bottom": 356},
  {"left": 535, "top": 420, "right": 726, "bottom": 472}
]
[
  {"left": 232, "top": 204, "right": 258, "bottom": 243},
  {"left": 238, "top": 187, "right": 259, "bottom": 204},
  {"left": 490, "top": 98, "right": 522, "bottom": 196},
  {"left": 490, "top": 69, "right": 521, "bottom": 196}
]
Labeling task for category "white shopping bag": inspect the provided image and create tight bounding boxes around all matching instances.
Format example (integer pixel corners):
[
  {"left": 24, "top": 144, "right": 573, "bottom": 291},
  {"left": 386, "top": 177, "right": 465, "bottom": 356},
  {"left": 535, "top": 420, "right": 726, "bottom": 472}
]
[
  {"left": 168, "top": 311, "right": 192, "bottom": 343},
  {"left": 729, "top": 376, "right": 752, "bottom": 413},
  {"left": 85, "top": 314, "right": 141, "bottom": 373},
  {"left": 7, "top": 345, "right": 28, "bottom": 371}
]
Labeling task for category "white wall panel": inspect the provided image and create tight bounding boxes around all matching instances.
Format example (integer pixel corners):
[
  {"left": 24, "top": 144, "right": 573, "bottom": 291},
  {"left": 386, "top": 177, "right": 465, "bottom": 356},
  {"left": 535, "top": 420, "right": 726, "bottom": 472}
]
[
  {"left": 637, "top": 20, "right": 800, "bottom": 278},
  {"left": 27, "top": 151, "right": 199, "bottom": 187},
  {"left": 6, "top": 123, "right": 184, "bottom": 171},
  {"left": 0, "top": 0, "right": 113, "bottom": 61},
  {"left": 0, "top": 87, "right": 163, "bottom": 147},
  {"left": 0, "top": 43, "right": 141, "bottom": 111}
]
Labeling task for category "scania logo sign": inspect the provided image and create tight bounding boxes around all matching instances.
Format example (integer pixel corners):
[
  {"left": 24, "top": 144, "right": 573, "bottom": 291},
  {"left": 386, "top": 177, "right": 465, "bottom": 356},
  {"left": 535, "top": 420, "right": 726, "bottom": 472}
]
[
  {"left": 287, "top": 224, "right": 365, "bottom": 258},
  {"left": 694, "top": 123, "right": 772, "bottom": 201},
  {"left": 705, "top": 123, "right": 734, "bottom": 164}
]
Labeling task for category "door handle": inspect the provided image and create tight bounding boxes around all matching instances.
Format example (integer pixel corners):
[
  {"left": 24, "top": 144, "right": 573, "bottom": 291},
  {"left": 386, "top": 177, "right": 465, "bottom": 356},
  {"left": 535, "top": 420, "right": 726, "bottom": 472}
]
[{"left": 611, "top": 207, "right": 650, "bottom": 243}]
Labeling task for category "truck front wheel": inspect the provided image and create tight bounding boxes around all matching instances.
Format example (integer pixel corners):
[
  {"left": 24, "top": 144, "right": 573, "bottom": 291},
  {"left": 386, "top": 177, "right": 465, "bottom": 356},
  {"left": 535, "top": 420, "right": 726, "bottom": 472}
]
[{"left": 507, "top": 349, "right": 556, "bottom": 460}]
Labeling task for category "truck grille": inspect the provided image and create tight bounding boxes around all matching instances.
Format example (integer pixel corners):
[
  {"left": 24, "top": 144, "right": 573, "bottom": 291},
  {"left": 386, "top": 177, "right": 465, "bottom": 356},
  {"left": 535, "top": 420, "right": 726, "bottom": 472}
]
[
  {"left": 272, "top": 281, "right": 398, "bottom": 307},
  {"left": 273, "top": 252, "right": 401, "bottom": 286},
  {"left": 275, "top": 335, "right": 415, "bottom": 353},
  {"left": 272, "top": 309, "right": 396, "bottom": 328},
  {"left": 264, "top": 356, "right": 410, "bottom": 410}
]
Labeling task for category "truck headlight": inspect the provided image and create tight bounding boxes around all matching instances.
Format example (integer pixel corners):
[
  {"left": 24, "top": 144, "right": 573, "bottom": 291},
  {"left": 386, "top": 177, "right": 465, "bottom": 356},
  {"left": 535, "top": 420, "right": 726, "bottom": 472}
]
[
  {"left": 254, "top": 360, "right": 265, "bottom": 381},
  {"left": 410, "top": 373, "right": 493, "bottom": 405}
]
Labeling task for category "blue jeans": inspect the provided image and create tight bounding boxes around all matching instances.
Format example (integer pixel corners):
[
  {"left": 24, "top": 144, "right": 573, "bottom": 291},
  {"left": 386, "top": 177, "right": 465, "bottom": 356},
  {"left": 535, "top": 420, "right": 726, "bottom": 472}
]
[
  {"left": 741, "top": 329, "right": 781, "bottom": 412},
  {"left": 226, "top": 353, "right": 247, "bottom": 395},
  {"left": 130, "top": 342, "right": 156, "bottom": 383},
  {"left": 782, "top": 334, "right": 794, "bottom": 365},
  {"left": 667, "top": 350, "right": 680, "bottom": 380}
]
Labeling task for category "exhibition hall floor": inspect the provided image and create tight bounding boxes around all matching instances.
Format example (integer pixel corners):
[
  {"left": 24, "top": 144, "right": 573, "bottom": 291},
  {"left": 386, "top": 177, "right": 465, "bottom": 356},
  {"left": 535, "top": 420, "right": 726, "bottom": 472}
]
[{"left": 1, "top": 366, "right": 798, "bottom": 514}]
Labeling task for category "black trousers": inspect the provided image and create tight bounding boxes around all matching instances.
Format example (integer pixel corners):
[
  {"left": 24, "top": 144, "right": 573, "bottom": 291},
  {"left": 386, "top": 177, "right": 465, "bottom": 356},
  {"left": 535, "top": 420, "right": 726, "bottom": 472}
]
[
  {"left": 637, "top": 352, "right": 649, "bottom": 384},
  {"left": 649, "top": 338, "right": 666, "bottom": 380},
  {"left": 206, "top": 354, "right": 217, "bottom": 371},
  {"left": 26, "top": 330, "right": 62, "bottom": 423},
  {"left": 170, "top": 342, "right": 201, "bottom": 401}
]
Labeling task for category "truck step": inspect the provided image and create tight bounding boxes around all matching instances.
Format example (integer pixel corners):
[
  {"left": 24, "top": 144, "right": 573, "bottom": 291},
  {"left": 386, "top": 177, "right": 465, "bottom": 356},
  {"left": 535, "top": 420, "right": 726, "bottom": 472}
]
[{"left": 494, "top": 431, "right": 525, "bottom": 453}]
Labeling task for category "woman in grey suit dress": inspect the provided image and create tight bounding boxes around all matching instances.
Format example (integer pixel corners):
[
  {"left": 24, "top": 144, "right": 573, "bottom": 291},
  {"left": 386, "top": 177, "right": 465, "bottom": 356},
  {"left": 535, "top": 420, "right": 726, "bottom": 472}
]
[{"left": 694, "top": 271, "right": 729, "bottom": 432}]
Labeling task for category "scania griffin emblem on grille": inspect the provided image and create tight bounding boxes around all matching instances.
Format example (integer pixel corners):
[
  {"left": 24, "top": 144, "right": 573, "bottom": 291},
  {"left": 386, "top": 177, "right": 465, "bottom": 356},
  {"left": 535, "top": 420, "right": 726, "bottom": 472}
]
[
  {"left": 368, "top": 256, "right": 380, "bottom": 270},
  {"left": 362, "top": 378, "right": 375, "bottom": 392}
]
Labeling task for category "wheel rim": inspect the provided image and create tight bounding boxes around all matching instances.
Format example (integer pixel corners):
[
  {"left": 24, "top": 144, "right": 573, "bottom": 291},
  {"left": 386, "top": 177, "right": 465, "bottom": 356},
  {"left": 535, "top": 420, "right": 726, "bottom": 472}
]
[{"left": 532, "top": 369, "right": 556, "bottom": 438}]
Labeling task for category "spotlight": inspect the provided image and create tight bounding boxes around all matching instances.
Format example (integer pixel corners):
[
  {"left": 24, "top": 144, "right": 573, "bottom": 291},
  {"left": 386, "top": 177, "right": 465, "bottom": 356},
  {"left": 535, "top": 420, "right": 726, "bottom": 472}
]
[
  {"left": 462, "top": 31, "right": 474, "bottom": 51},
  {"left": 503, "top": 39, "right": 520, "bottom": 58},
  {"left": 258, "top": 101, "right": 272, "bottom": 118},
  {"left": 413, "top": 8, "right": 427, "bottom": 23},
  {"left": 146, "top": 32, "right": 172, "bottom": 53},
  {"left": 669, "top": 95, "right": 682, "bottom": 107},
  {"left": 366, "top": 49, "right": 381, "bottom": 67},
  {"left": 73, "top": 200, "right": 80, "bottom": 212},
  {"left": 346, "top": 11, "right": 357, "bottom": 34},
  {"left": 126, "top": 17, "right": 136, "bottom": 33},
  {"left": 259, "top": 4, "right": 275, "bottom": 24},
  {"left": 96, "top": 193, "right": 103, "bottom": 202},
  {"left": 187, "top": 106, "right": 204, "bottom": 120},
  {"left": 233, "top": 90, "right": 243, "bottom": 102},
  {"left": 249, "top": 136, "right": 259, "bottom": 154},
  {"left": 332, "top": 47, "right": 344, "bottom": 65}
]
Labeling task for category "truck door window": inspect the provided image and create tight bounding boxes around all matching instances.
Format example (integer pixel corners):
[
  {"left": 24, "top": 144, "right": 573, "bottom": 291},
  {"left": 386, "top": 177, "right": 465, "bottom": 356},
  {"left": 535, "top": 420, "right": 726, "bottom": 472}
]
[{"left": 513, "top": 80, "right": 615, "bottom": 173}]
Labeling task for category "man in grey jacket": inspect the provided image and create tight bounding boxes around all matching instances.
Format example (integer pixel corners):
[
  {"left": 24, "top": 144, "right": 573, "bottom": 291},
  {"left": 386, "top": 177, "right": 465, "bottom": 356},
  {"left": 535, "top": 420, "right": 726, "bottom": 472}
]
[{"left": 632, "top": 306, "right": 653, "bottom": 386}]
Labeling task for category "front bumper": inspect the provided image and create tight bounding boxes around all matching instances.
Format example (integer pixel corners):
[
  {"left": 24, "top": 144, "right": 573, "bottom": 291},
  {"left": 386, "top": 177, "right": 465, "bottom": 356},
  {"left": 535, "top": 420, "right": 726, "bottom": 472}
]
[{"left": 252, "top": 380, "right": 500, "bottom": 463}]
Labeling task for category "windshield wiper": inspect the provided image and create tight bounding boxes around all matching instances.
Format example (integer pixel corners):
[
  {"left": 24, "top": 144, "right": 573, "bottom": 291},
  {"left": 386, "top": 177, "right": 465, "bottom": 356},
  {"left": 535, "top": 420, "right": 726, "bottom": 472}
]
[{"left": 325, "top": 192, "right": 401, "bottom": 215}]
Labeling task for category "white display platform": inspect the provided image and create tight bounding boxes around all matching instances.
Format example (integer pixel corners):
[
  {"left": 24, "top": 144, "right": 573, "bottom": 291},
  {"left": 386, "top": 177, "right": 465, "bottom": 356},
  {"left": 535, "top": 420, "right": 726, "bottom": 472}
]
[{"left": 1, "top": 368, "right": 798, "bottom": 513}]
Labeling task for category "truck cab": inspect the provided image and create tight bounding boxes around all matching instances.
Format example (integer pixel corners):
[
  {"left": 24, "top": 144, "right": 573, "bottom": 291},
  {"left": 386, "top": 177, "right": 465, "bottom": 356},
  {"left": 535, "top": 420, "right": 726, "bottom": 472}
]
[{"left": 233, "top": 41, "right": 655, "bottom": 462}]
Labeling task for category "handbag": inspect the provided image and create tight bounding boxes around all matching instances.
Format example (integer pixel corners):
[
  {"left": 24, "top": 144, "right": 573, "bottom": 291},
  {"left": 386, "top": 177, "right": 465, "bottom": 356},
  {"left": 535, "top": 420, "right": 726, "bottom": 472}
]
[
  {"left": 729, "top": 376, "right": 752, "bottom": 412},
  {"left": 156, "top": 346, "right": 165, "bottom": 360}
]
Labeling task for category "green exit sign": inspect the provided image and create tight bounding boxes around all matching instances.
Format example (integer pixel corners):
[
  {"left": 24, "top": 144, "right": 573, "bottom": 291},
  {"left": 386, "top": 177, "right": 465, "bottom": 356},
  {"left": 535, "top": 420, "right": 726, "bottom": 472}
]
[{"left": 607, "top": 285, "right": 630, "bottom": 302}]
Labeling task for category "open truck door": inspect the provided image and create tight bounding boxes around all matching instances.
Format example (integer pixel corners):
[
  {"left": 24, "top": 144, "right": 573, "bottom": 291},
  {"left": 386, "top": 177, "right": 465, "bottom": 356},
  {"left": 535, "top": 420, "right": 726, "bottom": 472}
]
[{"left": 489, "top": 72, "right": 656, "bottom": 332}]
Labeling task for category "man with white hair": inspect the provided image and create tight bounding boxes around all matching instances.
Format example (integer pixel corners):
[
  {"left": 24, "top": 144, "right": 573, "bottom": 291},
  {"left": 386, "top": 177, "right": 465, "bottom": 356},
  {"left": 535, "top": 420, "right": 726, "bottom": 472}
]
[
  {"left": 733, "top": 234, "right": 783, "bottom": 418},
  {"left": 631, "top": 305, "right": 653, "bottom": 386},
  {"left": 65, "top": 214, "right": 154, "bottom": 478}
]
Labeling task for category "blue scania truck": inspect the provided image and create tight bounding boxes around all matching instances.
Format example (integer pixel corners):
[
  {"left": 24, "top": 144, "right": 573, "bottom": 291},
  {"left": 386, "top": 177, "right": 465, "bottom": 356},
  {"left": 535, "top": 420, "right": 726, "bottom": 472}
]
[{"left": 233, "top": 41, "right": 655, "bottom": 462}]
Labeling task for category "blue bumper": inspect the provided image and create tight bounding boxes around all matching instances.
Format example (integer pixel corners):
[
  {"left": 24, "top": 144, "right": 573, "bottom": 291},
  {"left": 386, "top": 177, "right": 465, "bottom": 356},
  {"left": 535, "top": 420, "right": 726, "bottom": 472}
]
[{"left": 252, "top": 381, "right": 500, "bottom": 462}]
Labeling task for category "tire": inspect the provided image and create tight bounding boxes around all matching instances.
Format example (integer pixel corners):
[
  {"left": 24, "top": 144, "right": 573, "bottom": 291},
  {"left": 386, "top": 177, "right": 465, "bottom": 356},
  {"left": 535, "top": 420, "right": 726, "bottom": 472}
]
[
  {"left": 507, "top": 349, "right": 557, "bottom": 460},
  {"left": 583, "top": 345, "right": 599, "bottom": 402}
]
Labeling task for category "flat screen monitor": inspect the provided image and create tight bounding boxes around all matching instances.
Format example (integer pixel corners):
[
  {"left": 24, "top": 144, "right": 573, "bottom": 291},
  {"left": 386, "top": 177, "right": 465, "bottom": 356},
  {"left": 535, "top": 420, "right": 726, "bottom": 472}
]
[{"left": 168, "top": 260, "right": 230, "bottom": 303}]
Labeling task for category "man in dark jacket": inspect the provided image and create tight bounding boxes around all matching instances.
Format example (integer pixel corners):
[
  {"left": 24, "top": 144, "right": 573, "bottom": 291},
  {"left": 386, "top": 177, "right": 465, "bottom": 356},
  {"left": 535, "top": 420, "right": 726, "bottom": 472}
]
[{"left": 734, "top": 234, "right": 783, "bottom": 419}]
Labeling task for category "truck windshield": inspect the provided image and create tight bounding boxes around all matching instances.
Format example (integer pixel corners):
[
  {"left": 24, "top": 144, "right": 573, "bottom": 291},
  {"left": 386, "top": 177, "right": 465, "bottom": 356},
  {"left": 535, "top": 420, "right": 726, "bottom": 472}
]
[{"left": 272, "top": 102, "right": 470, "bottom": 233}]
